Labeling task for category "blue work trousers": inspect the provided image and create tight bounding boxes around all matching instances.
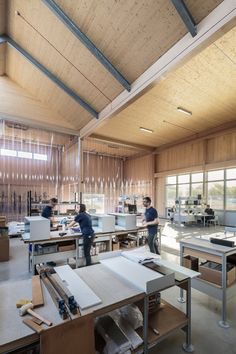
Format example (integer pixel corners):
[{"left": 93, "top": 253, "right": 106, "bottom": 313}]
[
  {"left": 83, "top": 235, "right": 94, "bottom": 266},
  {"left": 147, "top": 233, "right": 159, "bottom": 254}
]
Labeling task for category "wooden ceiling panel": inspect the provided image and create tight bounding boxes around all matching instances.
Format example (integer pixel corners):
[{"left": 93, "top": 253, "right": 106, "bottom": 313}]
[
  {"left": 94, "top": 25, "right": 236, "bottom": 148},
  {"left": 214, "top": 26, "right": 236, "bottom": 64},
  {"left": 0, "top": 76, "right": 77, "bottom": 130},
  {"left": 0, "top": 42, "right": 5, "bottom": 75},
  {"left": 5, "top": 46, "right": 92, "bottom": 130},
  {"left": 1, "top": 119, "right": 72, "bottom": 147},
  {"left": 55, "top": 0, "right": 223, "bottom": 82},
  {"left": 0, "top": 0, "right": 6, "bottom": 34},
  {"left": 83, "top": 138, "right": 143, "bottom": 158},
  {"left": 7, "top": 0, "right": 123, "bottom": 102},
  {"left": 184, "top": 0, "right": 223, "bottom": 24}
]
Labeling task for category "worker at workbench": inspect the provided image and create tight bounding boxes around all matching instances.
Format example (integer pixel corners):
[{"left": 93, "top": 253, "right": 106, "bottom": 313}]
[
  {"left": 41, "top": 197, "right": 58, "bottom": 227},
  {"left": 142, "top": 197, "right": 160, "bottom": 254},
  {"left": 68, "top": 204, "right": 94, "bottom": 266},
  {"left": 204, "top": 204, "right": 214, "bottom": 223}
]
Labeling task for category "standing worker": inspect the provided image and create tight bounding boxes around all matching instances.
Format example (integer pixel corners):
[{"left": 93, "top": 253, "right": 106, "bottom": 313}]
[
  {"left": 68, "top": 204, "right": 94, "bottom": 266},
  {"left": 142, "top": 197, "right": 160, "bottom": 254},
  {"left": 41, "top": 198, "right": 58, "bottom": 227}
]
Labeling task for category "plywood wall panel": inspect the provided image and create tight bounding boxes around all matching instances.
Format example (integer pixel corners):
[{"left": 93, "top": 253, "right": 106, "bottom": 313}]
[
  {"left": 0, "top": 43, "right": 6, "bottom": 75},
  {"left": 0, "top": 139, "right": 60, "bottom": 185},
  {"left": 156, "top": 131, "right": 236, "bottom": 175},
  {"left": 207, "top": 133, "right": 236, "bottom": 164},
  {"left": 156, "top": 141, "right": 204, "bottom": 173},
  {"left": 0, "top": 0, "right": 6, "bottom": 34},
  {"left": 61, "top": 141, "right": 79, "bottom": 181},
  {"left": 124, "top": 154, "right": 154, "bottom": 181}
]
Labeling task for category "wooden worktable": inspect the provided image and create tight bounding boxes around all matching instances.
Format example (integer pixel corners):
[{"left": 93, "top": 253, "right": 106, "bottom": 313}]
[
  {"left": 0, "top": 278, "right": 62, "bottom": 354},
  {"left": 0, "top": 264, "right": 144, "bottom": 354}
]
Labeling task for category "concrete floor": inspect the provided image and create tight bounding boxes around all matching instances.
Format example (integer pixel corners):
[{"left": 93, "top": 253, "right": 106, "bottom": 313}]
[{"left": 1, "top": 223, "right": 236, "bottom": 353}]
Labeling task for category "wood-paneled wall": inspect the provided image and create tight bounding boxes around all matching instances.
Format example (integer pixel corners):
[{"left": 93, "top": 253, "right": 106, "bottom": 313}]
[
  {"left": 123, "top": 154, "right": 154, "bottom": 204},
  {"left": 0, "top": 138, "right": 61, "bottom": 220},
  {"left": 0, "top": 43, "right": 5, "bottom": 75},
  {"left": 0, "top": 139, "right": 60, "bottom": 185},
  {"left": 156, "top": 141, "right": 205, "bottom": 173},
  {"left": 124, "top": 154, "right": 154, "bottom": 181},
  {"left": 207, "top": 132, "right": 236, "bottom": 163},
  {"left": 155, "top": 131, "right": 236, "bottom": 216},
  {"left": 0, "top": 0, "right": 6, "bottom": 34}
]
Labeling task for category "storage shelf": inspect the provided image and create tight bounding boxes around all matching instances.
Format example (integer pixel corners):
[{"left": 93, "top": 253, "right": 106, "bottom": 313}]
[
  {"left": 135, "top": 300, "right": 188, "bottom": 352},
  {"left": 33, "top": 250, "right": 76, "bottom": 263}
]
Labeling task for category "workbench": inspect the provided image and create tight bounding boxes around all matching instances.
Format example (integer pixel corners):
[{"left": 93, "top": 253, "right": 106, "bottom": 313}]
[
  {"left": 179, "top": 237, "right": 236, "bottom": 328},
  {"left": 22, "top": 229, "right": 113, "bottom": 273},
  {"left": 0, "top": 254, "right": 197, "bottom": 354},
  {"left": 22, "top": 226, "right": 160, "bottom": 274},
  {"left": 0, "top": 264, "right": 144, "bottom": 354}
]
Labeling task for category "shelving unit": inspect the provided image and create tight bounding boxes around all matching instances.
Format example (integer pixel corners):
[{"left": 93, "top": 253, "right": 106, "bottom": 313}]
[
  {"left": 180, "top": 237, "right": 236, "bottom": 328},
  {"left": 174, "top": 197, "right": 205, "bottom": 226},
  {"left": 99, "top": 253, "right": 197, "bottom": 353}
]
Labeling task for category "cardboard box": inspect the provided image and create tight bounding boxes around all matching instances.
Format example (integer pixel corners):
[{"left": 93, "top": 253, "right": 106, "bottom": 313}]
[
  {"left": 0, "top": 216, "right": 6, "bottom": 228},
  {"left": 112, "top": 242, "right": 120, "bottom": 251},
  {"left": 0, "top": 238, "right": 9, "bottom": 261},
  {"left": 58, "top": 242, "right": 76, "bottom": 252},
  {"left": 199, "top": 261, "right": 236, "bottom": 286},
  {"left": 0, "top": 227, "right": 9, "bottom": 261},
  {"left": 183, "top": 255, "right": 199, "bottom": 271}
]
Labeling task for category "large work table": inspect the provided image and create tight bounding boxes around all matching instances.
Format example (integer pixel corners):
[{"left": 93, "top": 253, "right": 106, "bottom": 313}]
[
  {"left": 0, "top": 253, "right": 197, "bottom": 354},
  {"left": 22, "top": 225, "right": 155, "bottom": 274}
]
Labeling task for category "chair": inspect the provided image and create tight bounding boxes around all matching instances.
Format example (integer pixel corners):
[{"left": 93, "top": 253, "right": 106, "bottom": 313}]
[{"left": 207, "top": 215, "right": 219, "bottom": 227}]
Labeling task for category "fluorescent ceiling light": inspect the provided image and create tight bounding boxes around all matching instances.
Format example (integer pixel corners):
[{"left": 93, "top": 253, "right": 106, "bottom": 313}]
[
  {"left": 139, "top": 127, "right": 153, "bottom": 133},
  {"left": 177, "top": 107, "right": 192, "bottom": 116}
]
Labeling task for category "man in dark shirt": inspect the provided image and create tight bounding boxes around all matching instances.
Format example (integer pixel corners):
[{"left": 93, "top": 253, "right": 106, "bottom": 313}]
[
  {"left": 142, "top": 197, "right": 160, "bottom": 254},
  {"left": 204, "top": 204, "right": 214, "bottom": 223},
  {"left": 41, "top": 198, "right": 58, "bottom": 227},
  {"left": 68, "top": 204, "right": 94, "bottom": 266}
]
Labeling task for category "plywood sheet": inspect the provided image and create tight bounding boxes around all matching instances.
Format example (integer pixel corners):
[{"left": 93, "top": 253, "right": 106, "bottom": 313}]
[
  {"left": 40, "top": 313, "right": 95, "bottom": 354},
  {"left": 54, "top": 265, "right": 102, "bottom": 310},
  {"left": 32, "top": 275, "right": 44, "bottom": 308}
]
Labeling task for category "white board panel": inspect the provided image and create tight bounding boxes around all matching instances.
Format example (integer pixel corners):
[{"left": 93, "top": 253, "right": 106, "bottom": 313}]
[
  {"left": 100, "top": 256, "right": 174, "bottom": 293},
  {"left": 54, "top": 265, "right": 102, "bottom": 309}
]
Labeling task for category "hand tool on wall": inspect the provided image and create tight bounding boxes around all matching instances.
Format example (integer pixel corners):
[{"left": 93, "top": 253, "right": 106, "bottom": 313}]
[{"left": 19, "top": 302, "right": 52, "bottom": 326}]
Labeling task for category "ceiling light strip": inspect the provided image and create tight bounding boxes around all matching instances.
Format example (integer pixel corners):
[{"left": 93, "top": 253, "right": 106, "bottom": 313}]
[{"left": 139, "top": 127, "right": 153, "bottom": 133}]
